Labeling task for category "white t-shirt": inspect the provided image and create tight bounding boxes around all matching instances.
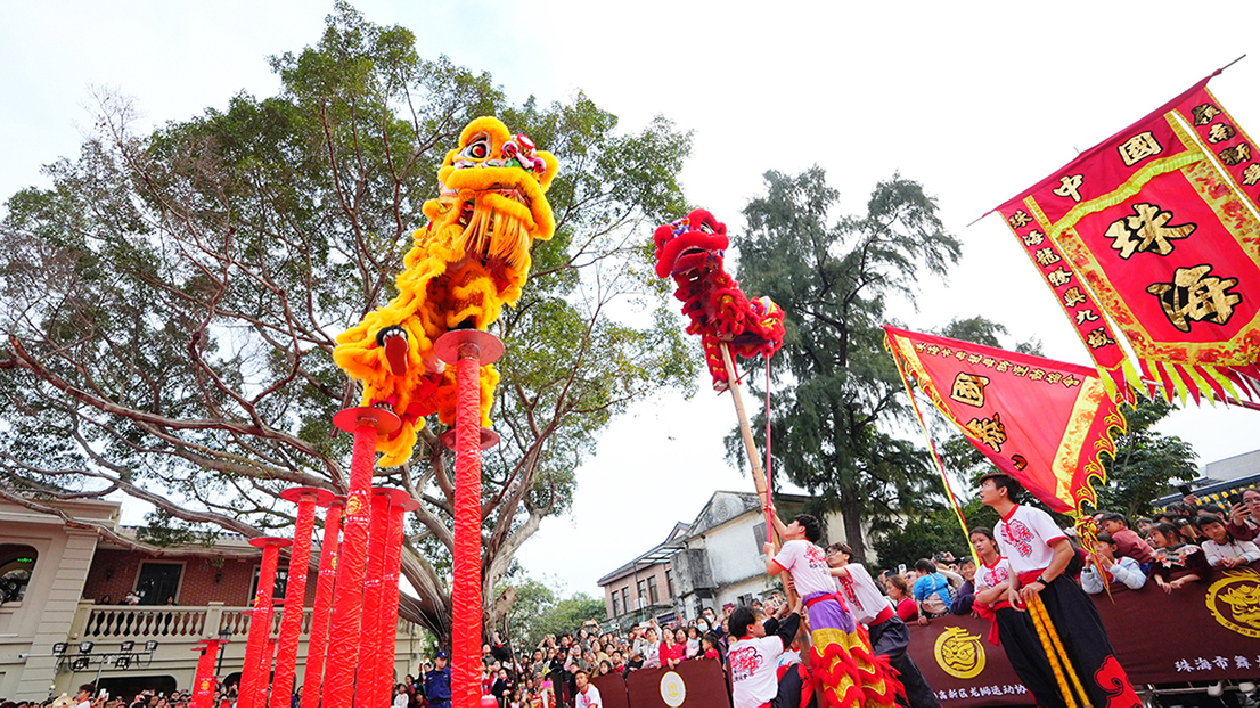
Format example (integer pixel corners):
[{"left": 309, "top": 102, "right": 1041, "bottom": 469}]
[
  {"left": 728, "top": 636, "right": 784, "bottom": 708},
  {"left": 835, "top": 564, "right": 891, "bottom": 625},
  {"left": 973, "top": 556, "right": 1013, "bottom": 596},
  {"left": 76, "top": 700, "right": 92, "bottom": 708},
  {"left": 772, "top": 539, "right": 834, "bottom": 597},
  {"left": 996, "top": 505, "right": 1066, "bottom": 575},
  {"left": 575, "top": 684, "right": 601, "bottom": 708}
]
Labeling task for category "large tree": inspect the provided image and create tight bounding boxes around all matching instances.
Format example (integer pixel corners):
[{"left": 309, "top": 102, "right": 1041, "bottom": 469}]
[
  {"left": 727, "top": 168, "right": 961, "bottom": 561},
  {"left": 0, "top": 3, "right": 696, "bottom": 640}
]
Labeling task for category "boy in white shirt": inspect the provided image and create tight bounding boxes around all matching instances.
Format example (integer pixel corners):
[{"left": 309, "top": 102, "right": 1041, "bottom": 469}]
[
  {"left": 826, "top": 543, "right": 938, "bottom": 708},
  {"left": 1079, "top": 532, "right": 1147, "bottom": 594},
  {"left": 728, "top": 599, "right": 802, "bottom": 708},
  {"left": 573, "top": 670, "right": 600, "bottom": 708}
]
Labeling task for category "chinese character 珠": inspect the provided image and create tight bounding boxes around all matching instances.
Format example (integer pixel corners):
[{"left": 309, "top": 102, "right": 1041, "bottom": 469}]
[
  {"left": 1219, "top": 142, "right": 1252, "bottom": 166},
  {"left": 1062, "top": 286, "right": 1087, "bottom": 307},
  {"left": 1022, "top": 230, "right": 1045, "bottom": 246},
  {"left": 1118, "top": 131, "right": 1164, "bottom": 166},
  {"left": 1105, "top": 203, "right": 1196, "bottom": 259},
  {"left": 1053, "top": 174, "right": 1084, "bottom": 202},
  {"left": 1008, "top": 210, "right": 1032, "bottom": 229},
  {"left": 1087, "top": 328, "right": 1115, "bottom": 349},
  {"left": 950, "top": 373, "right": 990, "bottom": 408},
  {"left": 1192, "top": 104, "right": 1221, "bottom": 125},
  {"left": 1147, "top": 265, "right": 1243, "bottom": 333},
  {"left": 966, "top": 412, "right": 1008, "bottom": 452},
  {"left": 1208, "top": 123, "right": 1237, "bottom": 144},
  {"left": 1047, "top": 267, "right": 1073, "bottom": 287}
]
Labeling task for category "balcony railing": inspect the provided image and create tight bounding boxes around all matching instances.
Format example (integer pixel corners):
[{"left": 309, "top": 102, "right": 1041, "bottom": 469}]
[{"left": 73, "top": 602, "right": 416, "bottom": 642}]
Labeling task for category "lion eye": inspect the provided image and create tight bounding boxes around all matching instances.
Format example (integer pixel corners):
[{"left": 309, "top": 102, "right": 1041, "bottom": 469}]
[{"left": 461, "top": 135, "right": 491, "bottom": 160}]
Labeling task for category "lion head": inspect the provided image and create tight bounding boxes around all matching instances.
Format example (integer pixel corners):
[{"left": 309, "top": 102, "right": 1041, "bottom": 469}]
[{"left": 653, "top": 209, "right": 729, "bottom": 280}]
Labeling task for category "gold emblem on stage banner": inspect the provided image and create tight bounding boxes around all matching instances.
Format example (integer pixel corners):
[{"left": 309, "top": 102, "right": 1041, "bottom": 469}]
[
  {"left": 659, "top": 671, "right": 686, "bottom": 707},
  {"left": 1205, "top": 569, "right": 1260, "bottom": 639},
  {"left": 934, "top": 626, "right": 986, "bottom": 679}
]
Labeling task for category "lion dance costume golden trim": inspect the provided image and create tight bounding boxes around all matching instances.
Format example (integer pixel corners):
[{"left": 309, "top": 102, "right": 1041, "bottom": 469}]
[
  {"left": 334, "top": 117, "right": 559, "bottom": 466},
  {"left": 652, "top": 209, "right": 785, "bottom": 391}
]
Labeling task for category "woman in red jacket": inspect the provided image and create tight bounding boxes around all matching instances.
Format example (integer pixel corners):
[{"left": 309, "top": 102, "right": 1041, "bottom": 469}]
[
  {"left": 885, "top": 573, "right": 920, "bottom": 622},
  {"left": 659, "top": 627, "right": 686, "bottom": 669}
]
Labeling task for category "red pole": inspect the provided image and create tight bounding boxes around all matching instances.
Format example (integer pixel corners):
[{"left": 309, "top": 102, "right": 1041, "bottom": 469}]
[
  {"left": 271, "top": 488, "right": 334, "bottom": 708},
  {"left": 358, "top": 489, "right": 391, "bottom": 708},
  {"left": 239, "top": 538, "right": 291, "bottom": 708},
  {"left": 434, "top": 330, "right": 502, "bottom": 708},
  {"left": 379, "top": 490, "right": 419, "bottom": 704},
  {"left": 191, "top": 640, "right": 226, "bottom": 708},
  {"left": 300, "top": 497, "right": 344, "bottom": 708},
  {"left": 326, "top": 408, "right": 400, "bottom": 708}
]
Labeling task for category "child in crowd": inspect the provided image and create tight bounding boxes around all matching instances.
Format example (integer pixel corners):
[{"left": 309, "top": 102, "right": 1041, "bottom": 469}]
[
  {"left": 1079, "top": 532, "right": 1146, "bottom": 594},
  {"left": 1196, "top": 513, "right": 1260, "bottom": 568},
  {"left": 1148, "top": 522, "right": 1211, "bottom": 592}
]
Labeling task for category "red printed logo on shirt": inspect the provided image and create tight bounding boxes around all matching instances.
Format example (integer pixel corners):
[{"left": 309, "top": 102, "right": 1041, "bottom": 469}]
[
  {"left": 728, "top": 645, "right": 764, "bottom": 681},
  {"left": 1001, "top": 518, "right": 1034, "bottom": 557},
  {"left": 982, "top": 563, "right": 1009, "bottom": 588}
]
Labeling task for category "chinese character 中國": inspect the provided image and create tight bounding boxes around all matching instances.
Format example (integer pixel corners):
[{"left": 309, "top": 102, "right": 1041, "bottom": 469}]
[
  {"left": 1118, "top": 131, "right": 1163, "bottom": 166},
  {"left": 1053, "top": 174, "right": 1084, "bottom": 202},
  {"left": 950, "top": 373, "right": 990, "bottom": 408}
]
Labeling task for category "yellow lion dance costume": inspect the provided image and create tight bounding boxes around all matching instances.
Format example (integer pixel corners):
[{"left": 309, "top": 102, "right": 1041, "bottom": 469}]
[{"left": 334, "top": 117, "right": 559, "bottom": 466}]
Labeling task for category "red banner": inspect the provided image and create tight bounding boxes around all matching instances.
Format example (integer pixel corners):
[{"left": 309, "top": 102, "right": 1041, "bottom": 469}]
[
  {"left": 885, "top": 327, "right": 1124, "bottom": 514},
  {"left": 994, "top": 71, "right": 1260, "bottom": 405}
]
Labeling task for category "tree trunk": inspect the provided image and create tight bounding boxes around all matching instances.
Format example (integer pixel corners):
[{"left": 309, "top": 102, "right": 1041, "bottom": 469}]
[{"left": 841, "top": 495, "right": 867, "bottom": 563}]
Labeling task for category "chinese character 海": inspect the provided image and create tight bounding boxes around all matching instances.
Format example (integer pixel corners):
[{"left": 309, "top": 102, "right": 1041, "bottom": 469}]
[
  {"left": 1075, "top": 309, "right": 1099, "bottom": 325},
  {"left": 1146, "top": 264, "right": 1243, "bottom": 333},
  {"left": 1053, "top": 174, "right": 1084, "bottom": 202},
  {"left": 1208, "top": 123, "right": 1237, "bottom": 144},
  {"left": 1062, "top": 286, "right": 1087, "bottom": 307},
  {"left": 1008, "top": 210, "right": 1032, "bottom": 228},
  {"left": 967, "top": 412, "right": 1008, "bottom": 452},
  {"left": 1195, "top": 658, "right": 1212, "bottom": 671},
  {"left": 1022, "top": 230, "right": 1045, "bottom": 246},
  {"left": 1118, "top": 131, "right": 1163, "bottom": 166},
  {"left": 1192, "top": 104, "right": 1222, "bottom": 125},
  {"left": 1243, "top": 164, "right": 1260, "bottom": 186},
  {"left": 1087, "top": 328, "right": 1116, "bottom": 349},
  {"left": 950, "top": 373, "right": 990, "bottom": 408},
  {"left": 1105, "top": 203, "right": 1196, "bottom": 259},
  {"left": 1220, "top": 142, "right": 1252, "bottom": 166},
  {"left": 1047, "top": 267, "right": 1073, "bottom": 287},
  {"left": 1036, "top": 247, "right": 1061, "bottom": 266}
]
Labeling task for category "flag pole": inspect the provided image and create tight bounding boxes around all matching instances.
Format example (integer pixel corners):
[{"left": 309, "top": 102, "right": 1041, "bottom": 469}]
[{"left": 720, "top": 342, "right": 795, "bottom": 602}]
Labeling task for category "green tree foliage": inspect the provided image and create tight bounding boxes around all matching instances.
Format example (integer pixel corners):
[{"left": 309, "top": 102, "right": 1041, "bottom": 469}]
[
  {"left": 1091, "top": 396, "right": 1197, "bottom": 518},
  {"left": 499, "top": 578, "right": 604, "bottom": 650},
  {"left": 726, "top": 168, "right": 961, "bottom": 561},
  {"left": 0, "top": 3, "right": 696, "bottom": 640}
]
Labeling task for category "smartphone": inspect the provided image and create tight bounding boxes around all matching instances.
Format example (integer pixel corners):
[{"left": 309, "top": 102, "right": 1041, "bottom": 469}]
[
  {"left": 898, "top": 563, "right": 907, "bottom": 575},
  {"left": 1178, "top": 484, "right": 1193, "bottom": 496}
]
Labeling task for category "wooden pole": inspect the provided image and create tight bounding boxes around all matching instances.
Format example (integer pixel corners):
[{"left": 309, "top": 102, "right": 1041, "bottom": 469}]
[{"left": 720, "top": 343, "right": 795, "bottom": 603}]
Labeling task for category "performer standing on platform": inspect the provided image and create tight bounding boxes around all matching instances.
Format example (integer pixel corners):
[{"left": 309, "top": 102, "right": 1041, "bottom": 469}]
[
  {"left": 766, "top": 513, "right": 900, "bottom": 707},
  {"left": 978, "top": 473, "right": 1141, "bottom": 708},
  {"left": 826, "top": 543, "right": 938, "bottom": 708}
]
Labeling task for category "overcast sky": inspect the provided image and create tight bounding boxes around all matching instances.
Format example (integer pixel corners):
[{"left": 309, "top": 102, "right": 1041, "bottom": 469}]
[{"left": 4, "top": 1, "right": 1260, "bottom": 599}]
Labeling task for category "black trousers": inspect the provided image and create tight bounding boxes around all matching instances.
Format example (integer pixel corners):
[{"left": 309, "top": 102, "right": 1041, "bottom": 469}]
[
  {"left": 995, "top": 577, "right": 1135, "bottom": 708},
  {"left": 868, "top": 616, "right": 940, "bottom": 708}
]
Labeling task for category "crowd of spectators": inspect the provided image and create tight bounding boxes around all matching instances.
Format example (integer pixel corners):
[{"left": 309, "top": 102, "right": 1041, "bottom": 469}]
[{"left": 2, "top": 684, "right": 204, "bottom": 708}]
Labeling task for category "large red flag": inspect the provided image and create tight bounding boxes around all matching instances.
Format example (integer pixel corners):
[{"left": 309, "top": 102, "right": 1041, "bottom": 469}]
[
  {"left": 885, "top": 326, "right": 1125, "bottom": 514},
  {"left": 993, "top": 70, "right": 1260, "bottom": 405}
]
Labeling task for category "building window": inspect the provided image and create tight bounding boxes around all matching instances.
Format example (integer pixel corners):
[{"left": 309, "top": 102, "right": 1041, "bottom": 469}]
[
  {"left": 621, "top": 587, "right": 630, "bottom": 613},
  {"left": 636, "top": 579, "right": 647, "bottom": 608},
  {"left": 753, "top": 522, "right": 768, "bottom": 554},
  {"left": 612, "top": 592, "right": 621, "bottom": 616},
  {"left": 665, "top": 570, "right": 674, "bottom": 599},
  {"left": 647, "top": 576, "right": 659, "bottom": 605},
  {"left": 250, "top": 564, "right": 289, "bottom": 601},
  {"left": 0, "top": 545, "right": 38, "bottom": 604},
  {"left": 739, "top": 593, "right": 753, "bottom": 608},
  {"left": 135, "top": 563, "right": 183, "bottom": 605}
]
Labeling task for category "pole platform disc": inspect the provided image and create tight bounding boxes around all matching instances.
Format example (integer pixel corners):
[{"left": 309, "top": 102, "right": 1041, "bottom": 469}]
[
  {"left": 433, "top": 329, "right": 504, "bottom": 366},
  {"left": 279, "top": 487, "right": 337, "bottom": 505},
  {"left": 332, "top": 407, "right": 402, "bottom": 436},
  {"left": 322, "top": 495, "right": 347, "bottom": 509},
  {"left": 248, "top": 536, "right": 294, "bottom": 549},
  {"left": 439, "top": 427, "right": 500, "bottom": 451},
  {"left": 371, "top": 487, "right": 417, "bottom": 509}
]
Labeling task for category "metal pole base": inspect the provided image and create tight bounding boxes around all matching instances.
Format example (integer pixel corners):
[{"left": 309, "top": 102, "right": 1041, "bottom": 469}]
[
  {"left": 433, "top": 330, "right": 504, "bottom": 366},
  {"left": 439, "top": 427, "right": 500, "bottom": 450},
  {"left": 333, "top": 407, "right": 402, "bottom": 435}
]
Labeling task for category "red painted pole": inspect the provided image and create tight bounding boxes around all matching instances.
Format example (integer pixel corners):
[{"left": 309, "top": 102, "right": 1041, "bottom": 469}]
[
  {"left": 271, "top": 488, "right": 334, "bottom": 708},
  {"left": 453, "top": 344, "right": 485, "bottom": 708},
  {"left": 378, "top": 490, "right": 418, "bottom": 705},
  {"left": 358, "top": 489, "right": 391, "bottom": 708},
  {"left": 239, "top": 538, "right": 291, "bottom": 708},
  {"left": 326, "top": 408, "right": 399, "bottom": 708},
  {"left": 300, "top": 497, "right": 344, "bottom": 708},
  {"left": 191, "top": 640, "right": 226, "bottom": 708}
]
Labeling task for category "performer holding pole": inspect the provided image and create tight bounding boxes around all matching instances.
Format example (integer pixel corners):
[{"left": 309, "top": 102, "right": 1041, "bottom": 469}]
[{"left": 978, "top": 472, "right": 1140, "bottom": 708}]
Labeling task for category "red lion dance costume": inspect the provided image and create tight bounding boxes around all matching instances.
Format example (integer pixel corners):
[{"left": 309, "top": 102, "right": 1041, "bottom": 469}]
[{"left": 652, "top": 209, "right": 785, "bottom": 390}]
